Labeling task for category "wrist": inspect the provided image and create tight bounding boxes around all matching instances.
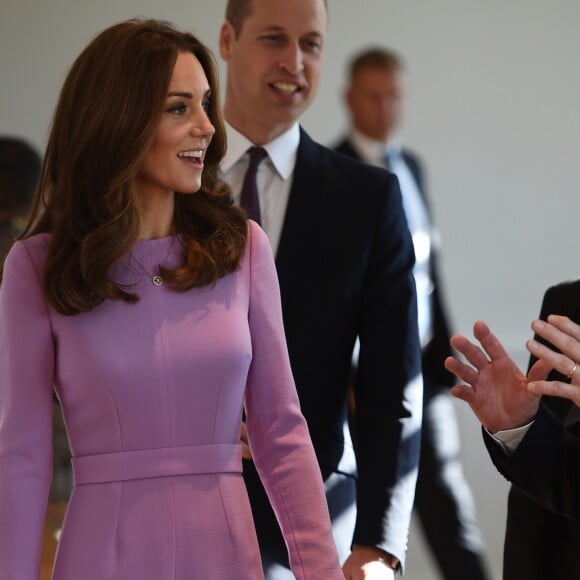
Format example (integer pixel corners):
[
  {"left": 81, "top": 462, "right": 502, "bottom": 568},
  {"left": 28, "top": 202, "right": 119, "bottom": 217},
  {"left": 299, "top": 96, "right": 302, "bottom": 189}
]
[
  {"left": 352, "top": 544, "right": 399, "bottom": 571},
  {"left": 378, "top": 551, "right": 399, "bottom": 571}
]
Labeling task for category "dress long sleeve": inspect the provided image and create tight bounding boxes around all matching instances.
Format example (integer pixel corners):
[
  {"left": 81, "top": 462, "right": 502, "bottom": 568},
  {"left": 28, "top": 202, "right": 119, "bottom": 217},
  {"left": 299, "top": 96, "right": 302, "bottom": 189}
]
[
  {"left": 243, "top": 223, "right": 343, "bottom": 579},
  {"left": 0, "top": 241, "right": 55, "bottom": 580}
]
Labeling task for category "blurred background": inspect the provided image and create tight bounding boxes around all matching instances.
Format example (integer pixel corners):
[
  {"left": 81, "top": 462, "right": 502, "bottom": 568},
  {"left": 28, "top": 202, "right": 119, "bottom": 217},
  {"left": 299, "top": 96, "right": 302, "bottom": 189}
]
[{"left": 3, "top": 1, "right": 580, "bottom": 578}]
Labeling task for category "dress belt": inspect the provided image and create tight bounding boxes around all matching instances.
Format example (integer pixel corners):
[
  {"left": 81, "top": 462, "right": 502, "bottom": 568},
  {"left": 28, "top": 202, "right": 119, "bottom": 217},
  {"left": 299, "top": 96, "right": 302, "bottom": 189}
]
[{"left": 72, "top": 444, "right": 242, "bottom": 485}]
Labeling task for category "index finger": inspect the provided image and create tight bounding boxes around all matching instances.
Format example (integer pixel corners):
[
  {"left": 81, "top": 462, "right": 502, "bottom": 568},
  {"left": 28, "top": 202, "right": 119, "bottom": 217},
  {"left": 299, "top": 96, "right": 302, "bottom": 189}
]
[
  {"left": 472, "top": 320, "right": 511, "bottom": 362},
  {"left": 546, "top": 315, "right": 580, "bottom": 341},
  {"left": 532, "top": 318, "right": 580, "bottom": 364}
]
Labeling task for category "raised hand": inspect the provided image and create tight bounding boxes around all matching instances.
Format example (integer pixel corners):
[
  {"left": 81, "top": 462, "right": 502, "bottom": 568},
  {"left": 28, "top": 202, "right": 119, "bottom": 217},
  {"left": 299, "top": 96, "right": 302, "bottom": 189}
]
[{"left": 444, "top": 320, "right": 547, "bottom": 432}]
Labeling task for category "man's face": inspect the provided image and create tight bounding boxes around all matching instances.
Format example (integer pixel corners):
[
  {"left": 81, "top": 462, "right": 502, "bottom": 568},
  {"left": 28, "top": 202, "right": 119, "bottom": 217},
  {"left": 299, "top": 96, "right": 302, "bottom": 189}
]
[
  {"left": 220, "top": 0, "right": 327, "bottom": 143},
  {"left": 346, "top": 66, "right": 405, "bottom": 143}
]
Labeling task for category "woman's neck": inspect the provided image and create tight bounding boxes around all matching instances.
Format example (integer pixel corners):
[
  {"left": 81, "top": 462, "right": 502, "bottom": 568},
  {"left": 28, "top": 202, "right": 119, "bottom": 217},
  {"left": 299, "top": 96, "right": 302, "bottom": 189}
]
[{"left": 135, "top": 191, "right": 175, "bottom": 240}]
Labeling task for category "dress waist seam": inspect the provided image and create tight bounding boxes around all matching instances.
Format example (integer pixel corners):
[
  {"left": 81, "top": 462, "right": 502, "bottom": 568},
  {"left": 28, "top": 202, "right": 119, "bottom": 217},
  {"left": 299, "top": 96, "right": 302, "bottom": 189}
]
[{"left": 71, "top": 443, "right": 242, "bottom": 485}]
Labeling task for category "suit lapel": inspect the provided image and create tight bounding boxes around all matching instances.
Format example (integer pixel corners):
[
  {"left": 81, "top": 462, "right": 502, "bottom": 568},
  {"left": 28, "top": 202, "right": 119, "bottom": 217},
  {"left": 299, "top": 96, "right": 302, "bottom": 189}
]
[{"left": 275, "top": 129, "right": 331, "bottom": 312}]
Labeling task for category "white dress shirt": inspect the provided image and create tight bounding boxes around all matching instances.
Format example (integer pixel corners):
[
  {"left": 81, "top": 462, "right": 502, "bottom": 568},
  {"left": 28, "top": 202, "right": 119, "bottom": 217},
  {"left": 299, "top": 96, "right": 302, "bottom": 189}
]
[
  {"left": 349, "top": 130, "right": 434, "bottom": 348},
  {"left": 219, "top": 122, "right": 300, "bottom": 256}
]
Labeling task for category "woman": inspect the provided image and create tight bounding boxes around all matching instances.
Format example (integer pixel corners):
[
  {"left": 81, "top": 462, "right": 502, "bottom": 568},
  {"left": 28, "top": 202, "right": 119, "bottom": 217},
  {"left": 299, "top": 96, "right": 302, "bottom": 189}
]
[{"left": 0, "top": 19, "right": 342, "bottom": 579}]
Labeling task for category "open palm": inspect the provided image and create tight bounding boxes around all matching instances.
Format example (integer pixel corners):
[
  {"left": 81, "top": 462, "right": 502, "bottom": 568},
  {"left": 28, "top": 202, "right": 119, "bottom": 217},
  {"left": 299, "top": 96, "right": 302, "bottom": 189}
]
[{"left": 444, "top": 320, "right": 547, "bottom": 433}]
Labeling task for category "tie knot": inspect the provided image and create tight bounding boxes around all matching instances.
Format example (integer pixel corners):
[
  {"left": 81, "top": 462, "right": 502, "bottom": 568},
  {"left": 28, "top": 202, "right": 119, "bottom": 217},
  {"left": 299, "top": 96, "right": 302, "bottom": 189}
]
[{"left": 247, "top": 146, "right": 267, "bottom": 169}]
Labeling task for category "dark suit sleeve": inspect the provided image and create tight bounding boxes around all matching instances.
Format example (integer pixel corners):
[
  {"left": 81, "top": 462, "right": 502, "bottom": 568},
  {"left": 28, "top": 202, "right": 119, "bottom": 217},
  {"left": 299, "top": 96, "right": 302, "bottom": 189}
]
[
  {"left": 483, "top": 406, "right": 580, "bottom": 519},
  {"left": 352, "top": 171, "right": 423, "bottom": 562},
  {"left": 482, "top": 283, "right": 580, "bottom": 520}
]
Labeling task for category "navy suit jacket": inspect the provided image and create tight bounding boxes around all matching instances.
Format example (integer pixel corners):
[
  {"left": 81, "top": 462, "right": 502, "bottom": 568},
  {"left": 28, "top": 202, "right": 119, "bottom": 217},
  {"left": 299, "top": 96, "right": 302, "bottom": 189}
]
[
  {"left": 244, "top": 128, "right": 422, "bottom": 564},
  {"left": 483, "top": 280, "right": 580, "bottom": 520},
  {"left": 334, "top": 137, "right": 454, "bottom": 391}
]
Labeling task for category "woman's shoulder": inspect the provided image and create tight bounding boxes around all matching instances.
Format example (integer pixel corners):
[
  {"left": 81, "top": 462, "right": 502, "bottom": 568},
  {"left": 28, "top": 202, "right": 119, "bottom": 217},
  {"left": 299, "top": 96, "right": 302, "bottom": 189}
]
[
  {"left": 237, "top": 220, "right": 276, "bottom": 282},
  {"left": 4, "top": 233, "right": 51, "bottom": 273},
  {"left": 246, "top": 220, "right": 274, "bottom": 262},
  {"left": 247, "top": 219, "right": 268, "bottom": 246}
]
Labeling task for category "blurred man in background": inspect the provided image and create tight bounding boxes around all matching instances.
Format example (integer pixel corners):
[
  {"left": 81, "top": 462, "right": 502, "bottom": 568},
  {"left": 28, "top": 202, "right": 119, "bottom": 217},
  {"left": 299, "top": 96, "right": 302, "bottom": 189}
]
[
  {"left": 335, "top": 47, "right": 489, "bottom": 580},
  {"left": 0, "top": 136, "right": 40, "bottom": 263}
]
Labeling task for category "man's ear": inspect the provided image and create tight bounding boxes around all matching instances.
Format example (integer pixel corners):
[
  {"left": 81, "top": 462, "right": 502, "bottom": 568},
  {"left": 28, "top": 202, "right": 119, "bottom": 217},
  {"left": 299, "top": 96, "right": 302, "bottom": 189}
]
[
  {"left": 345, "top": 86, "right": 355, "bottom": 112},
  {"left": 219, "top": 21, "right": 235, "bottom": 61}
]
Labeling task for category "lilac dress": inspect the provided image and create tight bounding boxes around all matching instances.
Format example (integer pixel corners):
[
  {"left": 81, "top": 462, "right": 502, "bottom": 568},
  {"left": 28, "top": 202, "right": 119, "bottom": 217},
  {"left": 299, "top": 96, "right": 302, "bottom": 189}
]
[{"left": 0, "top": 222, "right": 342, "bottom": 580}]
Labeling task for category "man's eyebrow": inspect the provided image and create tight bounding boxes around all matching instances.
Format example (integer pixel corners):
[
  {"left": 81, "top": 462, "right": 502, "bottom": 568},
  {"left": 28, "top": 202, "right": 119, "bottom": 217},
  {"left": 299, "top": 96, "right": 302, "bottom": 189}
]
[
  {"left": 258, "top": 25, "right": 285, "bottom": 33},
  {"left": 258, "top": 26, "right": 323, "bottom": 38}
]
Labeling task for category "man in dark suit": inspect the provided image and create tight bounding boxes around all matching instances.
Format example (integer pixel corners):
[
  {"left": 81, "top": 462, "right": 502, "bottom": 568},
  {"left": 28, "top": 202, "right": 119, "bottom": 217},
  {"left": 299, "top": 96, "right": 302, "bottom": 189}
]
[
  {"left": 0, "top": 137, "right": 40, "bottom": 263},
  {"left": 334, "top": 48, "right": 489, "bottom": 580},
  {"left": 447, "top": 282, "right": 580, "bottom": 580},
  {"left": 218, "top": 1, "right": 422, "bottom": 578}
]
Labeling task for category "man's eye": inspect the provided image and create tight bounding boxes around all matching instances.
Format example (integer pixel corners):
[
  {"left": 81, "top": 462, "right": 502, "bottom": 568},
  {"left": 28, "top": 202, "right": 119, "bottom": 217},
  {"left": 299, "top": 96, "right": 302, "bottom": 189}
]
[
  {"left": 302, "top": 39, "right": 322, "bottom": 52},
  {"left": 262, "top": 34, "right": 284, "bottom": 43}
]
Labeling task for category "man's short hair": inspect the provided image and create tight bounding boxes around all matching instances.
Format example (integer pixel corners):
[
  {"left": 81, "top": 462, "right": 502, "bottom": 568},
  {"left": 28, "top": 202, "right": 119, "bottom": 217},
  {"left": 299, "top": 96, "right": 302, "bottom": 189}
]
[
  {"left": 348, "top": 47, "right": 404, "bottom": 83},
  {"left": 225, "top": 0, "right": 327, "bottom": 38}
]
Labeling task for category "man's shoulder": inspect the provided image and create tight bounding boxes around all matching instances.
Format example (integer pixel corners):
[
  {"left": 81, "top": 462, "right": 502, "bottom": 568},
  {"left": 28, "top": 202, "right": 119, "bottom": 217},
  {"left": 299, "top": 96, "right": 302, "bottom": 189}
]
[
  {"left": 331, "top": 136, "right": 356, "bottom": 158},
  {"left": 400, "top": 147, "right": 422, "bottom": 163},
  {"left": 298, "top": 131, "right": 390, "bottom": 188},
  {"left": 543, "top": 278, "right": 580, "bottom": 308},
  {"left": 400, "top": 147, "right": 425, "bottom": 175}
]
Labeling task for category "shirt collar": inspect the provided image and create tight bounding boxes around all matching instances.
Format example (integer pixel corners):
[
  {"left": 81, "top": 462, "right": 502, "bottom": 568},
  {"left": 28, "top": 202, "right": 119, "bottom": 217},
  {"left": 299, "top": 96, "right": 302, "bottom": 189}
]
[
  {"left": 350, "top": 129, "right": 402, "bottom": 164},
  {"left": 221, "top": 122, "right": 299, "bottom": 181}
]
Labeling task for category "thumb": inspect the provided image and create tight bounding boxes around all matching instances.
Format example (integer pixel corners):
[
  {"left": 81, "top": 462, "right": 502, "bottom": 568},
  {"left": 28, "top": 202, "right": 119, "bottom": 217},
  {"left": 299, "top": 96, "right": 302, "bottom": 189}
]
[{"left": 528, "top": 359, "right": 552, "bottom": 382}]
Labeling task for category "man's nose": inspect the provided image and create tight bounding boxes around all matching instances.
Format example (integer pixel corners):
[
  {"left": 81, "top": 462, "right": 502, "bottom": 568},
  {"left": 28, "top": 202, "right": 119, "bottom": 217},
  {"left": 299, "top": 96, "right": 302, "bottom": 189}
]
[{"left": 278, "top": 43, "right": 304, "bottom": 75}]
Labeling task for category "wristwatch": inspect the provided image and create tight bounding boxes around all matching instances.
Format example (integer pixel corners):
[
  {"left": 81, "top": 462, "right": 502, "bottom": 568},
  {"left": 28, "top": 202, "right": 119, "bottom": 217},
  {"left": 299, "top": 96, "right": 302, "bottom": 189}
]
[{"left": 379, "top": 551, "right": 400, "bottom": 571}]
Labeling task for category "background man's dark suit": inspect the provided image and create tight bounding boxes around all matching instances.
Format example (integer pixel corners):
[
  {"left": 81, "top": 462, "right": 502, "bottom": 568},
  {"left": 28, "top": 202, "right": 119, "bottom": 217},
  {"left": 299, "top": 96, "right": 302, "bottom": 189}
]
[
  {"left": 484, "top": 280, "right": 580, "bottom": 580},
  {"left": 0, "top": 137, "right": 40, "bottom": 264},
  {"left": 243, "top": 129, "right": 423, "bottom": 573},
  {"left": 334, "top": 141, "right": 453, "bottom": 390},
  {"left": 335, "top": 137, "right": 489, "bottom": 580}
]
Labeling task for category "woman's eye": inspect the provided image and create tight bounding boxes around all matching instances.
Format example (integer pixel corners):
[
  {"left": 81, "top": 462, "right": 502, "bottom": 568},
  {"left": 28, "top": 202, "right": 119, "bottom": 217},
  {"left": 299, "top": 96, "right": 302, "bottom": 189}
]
[
  {"left": 202, "top": 100, "right": 211, "bottom": 113},
  {"left": 167, "top": 103, "right": 187, "bottom": 115}
]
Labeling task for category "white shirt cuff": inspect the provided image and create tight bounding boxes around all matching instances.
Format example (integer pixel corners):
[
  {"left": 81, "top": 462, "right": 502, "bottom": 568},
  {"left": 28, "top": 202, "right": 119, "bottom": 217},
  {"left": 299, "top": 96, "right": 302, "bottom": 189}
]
[{"left": 486, "top": 421, "right": 534, "bottom": 454}]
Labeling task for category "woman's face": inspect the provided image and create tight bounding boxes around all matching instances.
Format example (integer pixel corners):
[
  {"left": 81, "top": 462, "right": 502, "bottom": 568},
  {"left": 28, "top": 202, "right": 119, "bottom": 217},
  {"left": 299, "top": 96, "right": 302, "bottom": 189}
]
[{"left": 136, "top": 52, "right": 215, "bottom": 200}]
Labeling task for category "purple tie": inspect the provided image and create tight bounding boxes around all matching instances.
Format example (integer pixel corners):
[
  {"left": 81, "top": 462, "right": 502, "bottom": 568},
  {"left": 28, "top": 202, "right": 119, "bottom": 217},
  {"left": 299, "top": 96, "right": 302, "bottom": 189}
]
[{"left": 240, "top": 147, "right": 267, "bottom": 225}]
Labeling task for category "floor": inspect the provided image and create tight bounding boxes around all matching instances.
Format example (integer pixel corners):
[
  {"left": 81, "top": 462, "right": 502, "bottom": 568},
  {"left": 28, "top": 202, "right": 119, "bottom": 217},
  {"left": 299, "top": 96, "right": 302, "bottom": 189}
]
[{"left": 42, "top": 501, "right": 67, "bottom": 580}]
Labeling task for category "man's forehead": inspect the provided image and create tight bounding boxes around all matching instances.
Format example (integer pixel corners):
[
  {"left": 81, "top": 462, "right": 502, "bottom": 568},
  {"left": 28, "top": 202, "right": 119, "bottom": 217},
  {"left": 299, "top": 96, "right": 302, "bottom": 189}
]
[
  {"left": 255, "top": 23, "right": 325, "bottom": 37},
  {"left": 243, "top": 0, "right": 327, "bottom": 34}
]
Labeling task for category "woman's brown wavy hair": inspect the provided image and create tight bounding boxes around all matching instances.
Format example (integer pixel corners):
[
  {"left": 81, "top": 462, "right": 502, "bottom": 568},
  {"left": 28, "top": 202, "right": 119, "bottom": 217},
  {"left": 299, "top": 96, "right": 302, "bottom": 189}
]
[{"left": 19, "top": 18, "right": 247, "bottom": 315}]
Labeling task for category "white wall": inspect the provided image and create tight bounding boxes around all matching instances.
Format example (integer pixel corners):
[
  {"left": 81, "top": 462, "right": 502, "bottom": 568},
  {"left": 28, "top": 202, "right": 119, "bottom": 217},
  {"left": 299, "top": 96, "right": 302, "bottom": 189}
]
[{"left": 3, "top": 1, "right": 580, "bottom": 578}]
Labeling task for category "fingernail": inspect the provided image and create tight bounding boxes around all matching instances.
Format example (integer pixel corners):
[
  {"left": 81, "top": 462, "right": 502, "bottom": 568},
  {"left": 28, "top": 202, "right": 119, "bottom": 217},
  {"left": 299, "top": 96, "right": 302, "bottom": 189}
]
[
  {"left": 527, "top": 339, "right": 538, "bottom": 350},
  {"left": 527, "top": 382, "right": 537, "bottom": 391},
  {"left": 533, "top": 320, "right": 545, "bottom": 330}
]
